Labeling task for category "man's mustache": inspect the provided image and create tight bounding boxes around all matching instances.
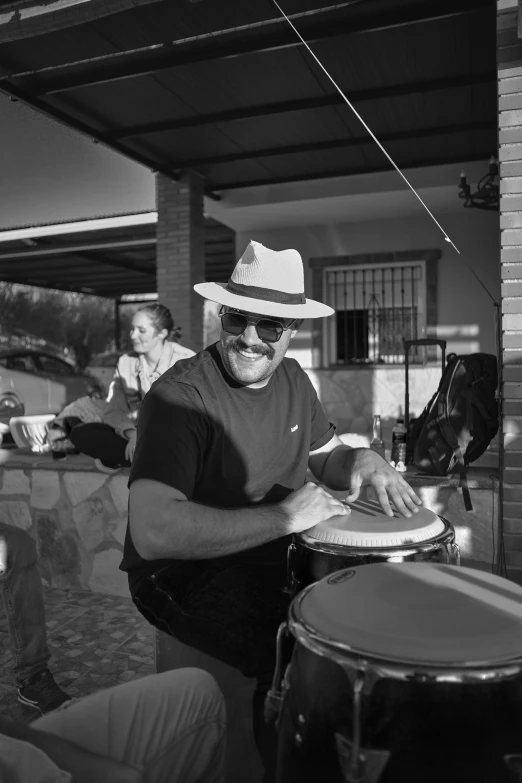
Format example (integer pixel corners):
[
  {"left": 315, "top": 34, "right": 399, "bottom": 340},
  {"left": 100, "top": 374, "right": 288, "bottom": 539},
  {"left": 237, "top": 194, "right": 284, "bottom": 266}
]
[{"left": 228, "top": 339, "right": 275, "bottom": 360}]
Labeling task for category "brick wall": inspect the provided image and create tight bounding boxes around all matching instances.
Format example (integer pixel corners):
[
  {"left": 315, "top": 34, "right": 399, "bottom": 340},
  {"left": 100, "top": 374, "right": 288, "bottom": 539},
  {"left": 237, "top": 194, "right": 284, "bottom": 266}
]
[
  {"left": 498, "top": 0, "right": 522, "bottom": 583},
  {"left": 156, "top": 171, "right": 206, "bottom": 352}
]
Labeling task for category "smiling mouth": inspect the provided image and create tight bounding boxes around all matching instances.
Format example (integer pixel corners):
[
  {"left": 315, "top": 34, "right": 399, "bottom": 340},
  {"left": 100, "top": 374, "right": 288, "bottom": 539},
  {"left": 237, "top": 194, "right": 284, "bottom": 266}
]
[{"left": 236, "top": 348, "right": 266, "bottom": 360}]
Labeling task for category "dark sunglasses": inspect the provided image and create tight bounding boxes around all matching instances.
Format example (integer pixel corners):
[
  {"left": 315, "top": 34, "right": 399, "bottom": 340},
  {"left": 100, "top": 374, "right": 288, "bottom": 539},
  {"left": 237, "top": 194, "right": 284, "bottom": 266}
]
[{"left": 219, "top": 308, "right": 296, "bottom": 343}]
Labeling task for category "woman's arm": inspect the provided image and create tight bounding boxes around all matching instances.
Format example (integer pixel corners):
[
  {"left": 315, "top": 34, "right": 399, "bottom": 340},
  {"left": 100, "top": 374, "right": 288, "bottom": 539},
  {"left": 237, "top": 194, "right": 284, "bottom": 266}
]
[{"left": 103, "top": 358, "right": 137, "bottom": 438}]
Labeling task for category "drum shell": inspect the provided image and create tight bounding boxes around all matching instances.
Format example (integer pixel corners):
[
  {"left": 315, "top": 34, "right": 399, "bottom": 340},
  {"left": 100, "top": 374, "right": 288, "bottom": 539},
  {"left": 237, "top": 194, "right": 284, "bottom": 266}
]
[
  {"left": 276, "top": 633, "right": 522, "bottom": 783},
  {"left": 290, "top": 517, "right": 455, "bottom": 591}
]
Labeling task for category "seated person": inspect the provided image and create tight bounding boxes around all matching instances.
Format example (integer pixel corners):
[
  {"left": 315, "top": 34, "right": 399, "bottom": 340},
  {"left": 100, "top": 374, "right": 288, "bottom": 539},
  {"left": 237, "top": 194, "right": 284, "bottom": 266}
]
[
  {"left": 0, "top": 666, "right": 226, "bottom": 783},
  {"left": 0, "top": 524, "right": 70, "bottom": 714},
  {"left": 69, "top": 303, "right": 195, "bottom": 471},
  {"left": 123, "top": 241, "right": 422, "bottom": 781}
]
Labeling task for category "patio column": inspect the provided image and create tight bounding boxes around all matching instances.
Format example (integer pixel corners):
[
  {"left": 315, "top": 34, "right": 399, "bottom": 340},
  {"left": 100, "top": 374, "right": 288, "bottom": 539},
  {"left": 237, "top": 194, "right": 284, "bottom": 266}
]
[
  {"left": 498, "top": 0, "right": 522, "bottom": 583},
  {"left": 156, "top": 171, "right": 205, "bottom": 352}
]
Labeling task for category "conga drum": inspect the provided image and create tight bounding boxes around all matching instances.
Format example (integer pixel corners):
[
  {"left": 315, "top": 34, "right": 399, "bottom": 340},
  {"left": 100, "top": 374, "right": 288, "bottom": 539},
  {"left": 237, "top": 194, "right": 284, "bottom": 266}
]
[
  {"left": 286, "top": 498, "right": 459, "bottom": 594},
  {"left": 272, "top": 563, "right": 522, "bottom": 783}
]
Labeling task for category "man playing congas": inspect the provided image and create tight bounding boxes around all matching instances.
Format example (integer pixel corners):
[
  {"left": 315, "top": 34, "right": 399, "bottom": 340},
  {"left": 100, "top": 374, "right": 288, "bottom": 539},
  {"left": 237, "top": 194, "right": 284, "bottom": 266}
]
[{"left": 121, "top": 240, "right": 422, "bottom": 781}]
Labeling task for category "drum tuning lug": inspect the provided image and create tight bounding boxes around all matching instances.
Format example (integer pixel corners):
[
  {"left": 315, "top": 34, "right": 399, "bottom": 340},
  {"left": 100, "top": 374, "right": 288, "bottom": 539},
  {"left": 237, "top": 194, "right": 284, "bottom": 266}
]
[
  {"left": 335, "top": 733, "right": 390, "bottom": 783},
  {"left": 504, "top": 753, "right": 522, "bottom": 781},
  {"left": 298, "top": 713, "right": 306, "bottom": 725},
  {"left": 264, "top": 689, "right": 283, "bottom": 725},
  {"left": 295, "top": 732, "right": 303, "bottom": 747}
]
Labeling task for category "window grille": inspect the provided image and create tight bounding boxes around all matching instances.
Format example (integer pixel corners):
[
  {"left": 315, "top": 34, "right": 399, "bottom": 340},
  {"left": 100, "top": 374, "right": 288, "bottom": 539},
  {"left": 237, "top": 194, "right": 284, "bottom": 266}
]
[{"left": 324, "top": 263, "right": 426, "bottom": 365}]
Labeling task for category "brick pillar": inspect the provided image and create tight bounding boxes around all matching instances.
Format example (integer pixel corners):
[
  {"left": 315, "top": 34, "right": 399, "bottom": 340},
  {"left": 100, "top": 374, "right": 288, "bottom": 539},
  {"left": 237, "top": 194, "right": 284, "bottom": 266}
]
[
  {"left": 156, "top": 171, "right": 205, "bottom": 352},
  {"left": 498, "top": 0, "right": 522, "bottom": 583}
]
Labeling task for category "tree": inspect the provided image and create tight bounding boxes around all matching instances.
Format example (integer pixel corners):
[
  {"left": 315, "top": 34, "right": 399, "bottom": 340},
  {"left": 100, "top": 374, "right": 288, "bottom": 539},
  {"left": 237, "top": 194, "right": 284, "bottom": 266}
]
[{"left": 0, "top": 283, "right": 116, "bottom": 367}]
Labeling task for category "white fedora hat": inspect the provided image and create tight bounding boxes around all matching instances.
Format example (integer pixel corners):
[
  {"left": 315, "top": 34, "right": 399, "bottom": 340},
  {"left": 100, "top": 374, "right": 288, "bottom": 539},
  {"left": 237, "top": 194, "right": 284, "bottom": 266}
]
[{"left": 194, "top": 240, "right": 334, "bottom": 319}]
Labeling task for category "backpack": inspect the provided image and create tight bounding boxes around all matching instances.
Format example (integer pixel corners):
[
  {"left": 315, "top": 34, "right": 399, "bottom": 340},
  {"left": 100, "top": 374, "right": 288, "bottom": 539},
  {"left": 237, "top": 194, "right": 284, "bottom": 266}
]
[{"left": 411, "top": 353, "right": 499, "bottom": 511}]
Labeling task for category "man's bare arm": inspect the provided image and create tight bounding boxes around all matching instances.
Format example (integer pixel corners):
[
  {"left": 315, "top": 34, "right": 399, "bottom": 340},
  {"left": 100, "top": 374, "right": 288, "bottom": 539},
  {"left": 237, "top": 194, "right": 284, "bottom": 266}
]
[{"left": 129, "top": 479, "right": 349, "bottom": 561}]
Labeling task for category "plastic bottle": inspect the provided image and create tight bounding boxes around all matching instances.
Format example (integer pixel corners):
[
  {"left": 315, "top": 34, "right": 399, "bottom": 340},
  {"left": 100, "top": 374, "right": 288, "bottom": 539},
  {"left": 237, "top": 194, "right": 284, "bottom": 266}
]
[
  {"left": 370, "top": 415, "right": 385, "bottom": 459},
  {"left": 391, "top": 417, "right": 408, "bottom": 467}
]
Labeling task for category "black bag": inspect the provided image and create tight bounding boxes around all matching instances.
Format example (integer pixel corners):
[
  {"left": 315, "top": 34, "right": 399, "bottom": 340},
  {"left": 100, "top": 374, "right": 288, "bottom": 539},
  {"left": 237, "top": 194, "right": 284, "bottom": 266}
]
[{"left": 411, "top": 353, "right": 499, "bottom": 511}]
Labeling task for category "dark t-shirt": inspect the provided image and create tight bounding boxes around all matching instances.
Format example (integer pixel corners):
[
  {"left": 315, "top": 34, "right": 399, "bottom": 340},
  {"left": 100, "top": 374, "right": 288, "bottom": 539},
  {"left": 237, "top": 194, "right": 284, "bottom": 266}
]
[{"left": 120, "top": 342, "right": 334, "bottom": 591}]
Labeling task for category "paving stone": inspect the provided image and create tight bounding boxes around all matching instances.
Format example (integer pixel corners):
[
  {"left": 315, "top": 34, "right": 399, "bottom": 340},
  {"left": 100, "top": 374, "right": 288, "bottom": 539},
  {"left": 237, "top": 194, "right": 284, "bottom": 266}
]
[
  {"left": 0, "top": 584, "right": 153, "bottom": 723},
  {"left": 65, "top": 633, "right": 83, "bottom": 643},
  {"left": 56, "top": 628, "right": 77, "bottom": 638}
]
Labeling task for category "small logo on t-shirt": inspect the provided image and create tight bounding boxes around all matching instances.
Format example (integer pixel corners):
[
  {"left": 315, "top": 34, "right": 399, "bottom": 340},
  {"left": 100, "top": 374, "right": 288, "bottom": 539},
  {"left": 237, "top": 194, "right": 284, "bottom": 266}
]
[{"left": 291, "top": 424, "right": 299, "bottom": 432}]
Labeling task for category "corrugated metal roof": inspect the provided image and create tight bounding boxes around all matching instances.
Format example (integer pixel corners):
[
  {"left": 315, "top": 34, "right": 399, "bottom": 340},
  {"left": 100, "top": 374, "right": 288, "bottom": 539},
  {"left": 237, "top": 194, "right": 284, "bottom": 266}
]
[{"left": 0, "top": 0, "right": 496, "bottom": 195}]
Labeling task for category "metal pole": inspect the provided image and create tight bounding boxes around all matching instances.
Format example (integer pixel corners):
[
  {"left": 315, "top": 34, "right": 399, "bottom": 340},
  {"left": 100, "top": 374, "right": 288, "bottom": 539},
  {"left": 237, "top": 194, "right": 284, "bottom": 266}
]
[{"left": 115, "top": 299, "right": 121, "bottom": 350}]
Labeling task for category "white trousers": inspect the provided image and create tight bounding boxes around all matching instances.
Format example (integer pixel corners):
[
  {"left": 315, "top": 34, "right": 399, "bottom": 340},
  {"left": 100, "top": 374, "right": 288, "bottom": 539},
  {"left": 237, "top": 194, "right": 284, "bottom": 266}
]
[{"left": 32, "top": 668, "right": 226, "bottom": 783}]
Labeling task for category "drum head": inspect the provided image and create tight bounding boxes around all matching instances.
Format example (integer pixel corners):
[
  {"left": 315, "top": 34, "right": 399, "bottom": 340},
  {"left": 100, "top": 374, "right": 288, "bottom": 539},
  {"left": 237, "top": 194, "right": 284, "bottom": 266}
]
[
  {"left": 305, "top": 499, "right": 445, "bottom": 547},
  {"left": 297, "top": 563, "right": 522, "bottom": 666}
]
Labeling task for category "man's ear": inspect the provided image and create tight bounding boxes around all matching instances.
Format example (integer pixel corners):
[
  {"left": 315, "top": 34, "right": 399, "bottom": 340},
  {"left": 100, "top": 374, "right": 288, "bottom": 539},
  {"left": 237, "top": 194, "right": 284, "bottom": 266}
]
[{"left": 290, "top": 318, "right": 304, "bottom": 338}]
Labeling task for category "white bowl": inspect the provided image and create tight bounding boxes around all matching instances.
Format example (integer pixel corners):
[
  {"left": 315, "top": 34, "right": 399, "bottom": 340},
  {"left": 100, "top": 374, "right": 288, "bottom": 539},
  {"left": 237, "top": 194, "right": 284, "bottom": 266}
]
[{"left": 9, "top": 414, "right": 57, "bottom": 452}]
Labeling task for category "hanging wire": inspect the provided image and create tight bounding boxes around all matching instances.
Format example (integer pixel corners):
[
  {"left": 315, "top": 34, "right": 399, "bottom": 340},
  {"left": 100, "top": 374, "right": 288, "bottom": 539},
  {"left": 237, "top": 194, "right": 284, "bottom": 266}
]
[
  {"left": 271, "top": 0, "right": 461, "bottom": 255},
  {"left": 271, "top": 2, "right": 508, "bottom": 560}
]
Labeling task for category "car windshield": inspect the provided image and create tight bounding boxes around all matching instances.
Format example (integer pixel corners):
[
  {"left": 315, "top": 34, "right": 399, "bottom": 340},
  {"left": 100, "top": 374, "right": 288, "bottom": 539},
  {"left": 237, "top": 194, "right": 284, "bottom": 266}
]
[
  {"left": 37, "top": 355, "right": 76, "bottom": 376},
  {"left": 0, "top": 354, "right": 38, "bottom": 372}
]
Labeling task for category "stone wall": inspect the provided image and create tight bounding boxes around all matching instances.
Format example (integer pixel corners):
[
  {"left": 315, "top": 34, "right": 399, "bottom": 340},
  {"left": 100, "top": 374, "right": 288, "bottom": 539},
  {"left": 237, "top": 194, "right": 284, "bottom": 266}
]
[
  {"left": 0, "top": 453, "right": 506, "bottom": 598},
  {"left": 0, "top": 455, "right": 130, "bottom": 598}
]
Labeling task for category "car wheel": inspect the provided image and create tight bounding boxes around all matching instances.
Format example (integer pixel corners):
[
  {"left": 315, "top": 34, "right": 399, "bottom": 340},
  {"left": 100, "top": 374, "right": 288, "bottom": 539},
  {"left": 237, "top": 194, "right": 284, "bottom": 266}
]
[{"left": 0, "top": 392, "right": 25, "bottom": 427}]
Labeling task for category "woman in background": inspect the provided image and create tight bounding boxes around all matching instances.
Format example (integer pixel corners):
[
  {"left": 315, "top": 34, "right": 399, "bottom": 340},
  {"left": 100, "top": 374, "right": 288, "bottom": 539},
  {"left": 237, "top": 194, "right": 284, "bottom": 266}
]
[{"left": 69, "top": 303, "right": 195, "bottom": 471}]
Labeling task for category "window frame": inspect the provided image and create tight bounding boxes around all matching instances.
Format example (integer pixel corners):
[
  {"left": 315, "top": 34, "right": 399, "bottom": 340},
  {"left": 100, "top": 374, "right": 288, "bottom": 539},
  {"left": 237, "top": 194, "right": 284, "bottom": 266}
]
[
  {"left": 322, "top": 259, "right": 428, "bottom": 367},
  {"left": 308, "top": 248, "right": 440, "bottom": 369}
]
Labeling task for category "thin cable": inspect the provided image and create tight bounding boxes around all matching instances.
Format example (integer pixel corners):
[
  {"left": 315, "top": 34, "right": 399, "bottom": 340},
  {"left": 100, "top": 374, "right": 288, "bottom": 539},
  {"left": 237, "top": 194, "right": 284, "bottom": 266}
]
[
  {"left": 271, "top": 0, "right": 460, "bottom": 255},
  {"left": 468, "top": 266, "right": 499, "bottom": 305}
]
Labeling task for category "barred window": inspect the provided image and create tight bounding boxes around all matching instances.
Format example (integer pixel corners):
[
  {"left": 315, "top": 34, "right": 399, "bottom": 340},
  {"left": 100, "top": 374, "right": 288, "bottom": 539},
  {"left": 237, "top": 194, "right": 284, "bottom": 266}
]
[{"left": 324, "top": 262, "right": 426, "bottom": 365}]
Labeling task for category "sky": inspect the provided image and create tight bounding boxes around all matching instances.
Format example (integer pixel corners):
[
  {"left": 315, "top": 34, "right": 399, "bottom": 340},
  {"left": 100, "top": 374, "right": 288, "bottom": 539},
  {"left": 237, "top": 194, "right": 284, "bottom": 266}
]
[{"left": 0, "top": 94, "right": 155, "bottom": 229}]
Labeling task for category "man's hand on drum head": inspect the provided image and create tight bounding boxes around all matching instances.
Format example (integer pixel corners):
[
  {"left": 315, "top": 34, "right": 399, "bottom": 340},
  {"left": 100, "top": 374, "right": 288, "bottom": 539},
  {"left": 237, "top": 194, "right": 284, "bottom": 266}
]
[
  {"left": 278, "top": 482, "right": 350, "bottom": 533},
  {"left": 346, "top": 450, "right": 422, "bottom": 518}
]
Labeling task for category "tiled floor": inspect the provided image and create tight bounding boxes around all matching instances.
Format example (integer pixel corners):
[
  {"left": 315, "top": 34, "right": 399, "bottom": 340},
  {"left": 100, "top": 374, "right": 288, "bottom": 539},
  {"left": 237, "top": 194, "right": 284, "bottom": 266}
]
[{"left": 0, "top": 586, "right": 154, "bottom": 722}]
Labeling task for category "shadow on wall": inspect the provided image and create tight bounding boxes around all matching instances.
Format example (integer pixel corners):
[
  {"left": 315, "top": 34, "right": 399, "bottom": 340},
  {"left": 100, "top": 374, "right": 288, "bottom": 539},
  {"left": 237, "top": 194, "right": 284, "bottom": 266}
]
[{"left": 307, "top": 365, "right": 444, "bottom": 447}]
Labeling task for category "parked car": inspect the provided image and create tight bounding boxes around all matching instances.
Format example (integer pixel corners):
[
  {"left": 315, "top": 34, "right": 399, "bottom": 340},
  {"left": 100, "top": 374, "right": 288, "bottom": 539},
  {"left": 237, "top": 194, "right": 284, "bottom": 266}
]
[{"left": 0, "top": 349, "right": 104, "bottom": 435}]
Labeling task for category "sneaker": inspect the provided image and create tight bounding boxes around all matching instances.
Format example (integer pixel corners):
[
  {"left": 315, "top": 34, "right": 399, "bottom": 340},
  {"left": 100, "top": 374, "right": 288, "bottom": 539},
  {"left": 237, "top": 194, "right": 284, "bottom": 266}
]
[
  {"left": 18, "top": 669, "right": 72, "bottom": 714},
  {"left": 94, "top": 458, "right": 121, "bottom": 473}
]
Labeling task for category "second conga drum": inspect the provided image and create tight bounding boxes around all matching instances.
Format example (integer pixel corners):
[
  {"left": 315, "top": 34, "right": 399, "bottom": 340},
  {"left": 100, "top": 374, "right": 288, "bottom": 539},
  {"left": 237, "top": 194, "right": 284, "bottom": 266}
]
[
  {"left": 273, "top": 563, "right": 522, "bottom": 783},
  {"left": 287, "top": 498, "right": 459, "bottom": 593}
]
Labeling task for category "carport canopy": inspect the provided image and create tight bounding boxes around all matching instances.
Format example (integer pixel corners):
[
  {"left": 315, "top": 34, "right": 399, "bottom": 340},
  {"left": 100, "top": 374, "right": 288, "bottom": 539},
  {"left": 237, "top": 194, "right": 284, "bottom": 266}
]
[
  {"left": 0, "top": 213, "right": 235, "bottom": 298},
  {"left": 0, "top": 0, "right": 497, "bottom": 298},
  {"left": 0, "top": 0, "right": 496, "bottom": 195}
]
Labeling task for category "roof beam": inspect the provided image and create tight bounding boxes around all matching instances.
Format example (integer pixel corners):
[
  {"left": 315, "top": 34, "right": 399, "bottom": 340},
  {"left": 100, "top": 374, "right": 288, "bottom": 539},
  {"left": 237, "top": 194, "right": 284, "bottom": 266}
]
[
  {"left": 176, "top": 121, "right": 493, "bottom": 170},
  {"left": 73, "top": 251, "right": 154, "bottom": 277},
  {"left": 107, "top": 72, "right": 495, "bottom": 140},
  {"left": 5, "top": 0, "right": 491, "bottom": 96},
  {"left": 0, "top": 237, "right": 156, "bottom": 261},
  {"left": 209, "top": 152, "right": 494, "bottom": 192},
  {"left": 0, "top": 213, "right": 157, "bottom": 242}
]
